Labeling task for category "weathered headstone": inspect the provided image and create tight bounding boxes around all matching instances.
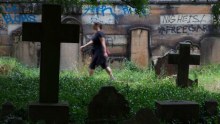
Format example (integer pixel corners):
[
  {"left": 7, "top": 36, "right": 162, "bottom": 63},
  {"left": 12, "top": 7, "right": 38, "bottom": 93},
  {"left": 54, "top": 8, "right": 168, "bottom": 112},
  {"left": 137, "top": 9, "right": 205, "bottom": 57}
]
[
  {"left": 87, "top": 86, "right": 130, "bottom": 124},
  {"left": 22, "top": 4, "right": 79, "bottom": 123},
  {"left": 123, "top": 108, "right": 160, "bottom": 124},
  {"left": 155, "top": 100, "right": 199, "bottom": 123},
  {"left": 154, "top": 53, "right": 177, "bottom": 76},
  {"left": 168, "top": 42, "right": 200, "bottom": 87}
]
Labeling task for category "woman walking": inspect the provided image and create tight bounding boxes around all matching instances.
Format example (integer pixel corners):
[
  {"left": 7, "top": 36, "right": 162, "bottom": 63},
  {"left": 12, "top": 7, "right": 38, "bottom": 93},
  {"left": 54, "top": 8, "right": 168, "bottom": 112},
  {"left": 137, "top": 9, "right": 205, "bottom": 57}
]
[{"left": 80, "top": 22, "right": 114, "bottom": 80}]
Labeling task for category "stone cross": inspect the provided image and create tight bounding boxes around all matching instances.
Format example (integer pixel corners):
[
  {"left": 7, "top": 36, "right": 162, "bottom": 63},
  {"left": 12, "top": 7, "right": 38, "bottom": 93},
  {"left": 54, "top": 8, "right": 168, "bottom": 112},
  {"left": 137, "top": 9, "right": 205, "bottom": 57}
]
[
  {"left": 22, "top": 4, "right": 79, "bottom": 103},
  {"left": 22, "top": 4, "right": 79, "bottom": 123},
  {"left": 168, "top": 42, "right": 200, "bottom": 87}
]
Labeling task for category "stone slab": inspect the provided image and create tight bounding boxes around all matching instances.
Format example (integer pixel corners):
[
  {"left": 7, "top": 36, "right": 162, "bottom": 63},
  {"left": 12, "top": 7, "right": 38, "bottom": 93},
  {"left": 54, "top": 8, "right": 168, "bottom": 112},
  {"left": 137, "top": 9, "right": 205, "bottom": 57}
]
[
  {"left": 29, "top": 102, "right": 69, "bottom": 123},
  {"left": 155, "top": 100, "right": 199, "bottom": 123}
]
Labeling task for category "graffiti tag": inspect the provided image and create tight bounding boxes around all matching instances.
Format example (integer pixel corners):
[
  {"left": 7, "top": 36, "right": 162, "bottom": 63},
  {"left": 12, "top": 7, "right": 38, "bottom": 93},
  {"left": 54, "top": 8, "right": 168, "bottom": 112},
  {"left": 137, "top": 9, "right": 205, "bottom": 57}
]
[
  {"left": 2, "top": 14, "right": 37, "bottom": 24},
  {"left": 158, "top": 25, "right": 210, "bottom": 35},
  {"left": 82, "top": 5, "right": 149, "bottom": 24},
  {"left": 160, "top": 14, "right": 212, "bottom": 25}
]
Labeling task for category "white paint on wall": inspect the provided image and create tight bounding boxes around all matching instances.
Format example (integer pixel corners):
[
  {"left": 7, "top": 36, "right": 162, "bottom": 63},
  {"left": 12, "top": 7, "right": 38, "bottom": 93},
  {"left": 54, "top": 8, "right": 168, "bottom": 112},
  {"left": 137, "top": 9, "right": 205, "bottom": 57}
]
[{"left": 82, "top": 14, "right": 115, "bottom": 24}]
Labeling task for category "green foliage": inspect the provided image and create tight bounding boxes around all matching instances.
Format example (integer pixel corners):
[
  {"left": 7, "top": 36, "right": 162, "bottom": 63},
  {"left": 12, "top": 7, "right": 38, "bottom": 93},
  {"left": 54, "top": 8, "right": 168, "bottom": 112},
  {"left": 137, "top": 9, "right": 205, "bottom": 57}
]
[
  {"left": 1, "top": 57, "right": 220, "bottom": 123},
  {"left": 0, "top": 57, "right": 39, "bottom": 106},
  {"left": 48, "top": 0, "right": 81, "bottom": 5},
  {"left": 129, "top": 0, "right": 148, "bottom": 15},
  {"left": 45, "top": 0, "right": 149, "bottom": 15},
  {"left": 123, "top": 61, "right": 143, "bottom": 72},
  {"left": 212, "top": 2, "right": 220, "bottom": 27}
]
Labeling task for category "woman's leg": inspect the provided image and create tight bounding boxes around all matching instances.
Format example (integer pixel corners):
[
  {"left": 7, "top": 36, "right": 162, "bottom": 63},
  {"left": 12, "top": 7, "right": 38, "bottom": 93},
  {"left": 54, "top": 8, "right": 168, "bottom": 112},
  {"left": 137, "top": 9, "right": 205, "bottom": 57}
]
[
  {"left": 89, "top": 55, "right": 96, "bottom": 76},
  {"left": 105, "top": 66, "right": 114, "bottom": 80}
]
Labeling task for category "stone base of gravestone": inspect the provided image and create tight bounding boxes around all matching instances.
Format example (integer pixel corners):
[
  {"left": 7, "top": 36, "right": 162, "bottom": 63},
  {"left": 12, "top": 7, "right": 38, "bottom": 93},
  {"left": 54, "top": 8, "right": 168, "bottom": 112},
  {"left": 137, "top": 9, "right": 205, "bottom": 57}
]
[
  {"left": 87, "top": 86, "right": 130, "bottom": 124},
  {"left": 155, "top": 100, "right": 199, "bottom": 123},
  {"left": 123, "top": 108, "right": 160, "bottom": 124},
  {"left": 29, "top": 103, "right": 69, "bottom": 123},
  {"left": 205, "top": 100, "right": 218, "bottom": 116}
]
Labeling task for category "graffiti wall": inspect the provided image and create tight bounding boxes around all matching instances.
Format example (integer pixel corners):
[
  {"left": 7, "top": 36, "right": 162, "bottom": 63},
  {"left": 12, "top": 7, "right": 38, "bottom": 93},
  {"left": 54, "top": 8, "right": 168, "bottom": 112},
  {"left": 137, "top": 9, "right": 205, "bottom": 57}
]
[
  {"left": 158, "top": 14, "right": 212, "bottom": 35},
  {"left": 0, "top": 3, "right": 41, "bottom": 34},
  {"left": 0, "top": 3, "right": 219, "bottom": 68},
  {"left": 81, "top": 5, "right": 149, "bottom": 24}
]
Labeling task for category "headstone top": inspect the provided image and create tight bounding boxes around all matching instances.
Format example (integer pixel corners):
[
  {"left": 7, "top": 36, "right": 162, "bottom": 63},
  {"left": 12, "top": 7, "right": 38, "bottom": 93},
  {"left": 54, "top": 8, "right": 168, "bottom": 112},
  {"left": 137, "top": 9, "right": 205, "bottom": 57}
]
[
  {"left": 156, "top": 100, "right": 198, "bottom": 105},
  {"left": 88, "top": 86, "right": 130, "bottom": 123}
]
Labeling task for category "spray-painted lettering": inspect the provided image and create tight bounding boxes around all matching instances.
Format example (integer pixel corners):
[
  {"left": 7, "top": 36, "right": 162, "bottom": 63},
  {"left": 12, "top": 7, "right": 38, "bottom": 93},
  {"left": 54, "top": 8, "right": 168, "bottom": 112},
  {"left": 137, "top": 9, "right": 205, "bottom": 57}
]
[
  {"left": 4, "top": 4, "right": 19, "bottom": 13},
  {"left": 160, "top": 14, "right": 212, "bottom": 25},
  {"left": 2, "top": 14, "right": 37, "bottom": 24},
  {"left": 0, "top": 3, "right": 40, "bottom": 14},
  {"left": 82, "top": 5, "right": 149, "bottom": 24},
  {"left": 83, "top": 5, "right": 148, "bottom": 16},
  {"left": 158, "top": 25, "right": 210, "bottom": 35}
]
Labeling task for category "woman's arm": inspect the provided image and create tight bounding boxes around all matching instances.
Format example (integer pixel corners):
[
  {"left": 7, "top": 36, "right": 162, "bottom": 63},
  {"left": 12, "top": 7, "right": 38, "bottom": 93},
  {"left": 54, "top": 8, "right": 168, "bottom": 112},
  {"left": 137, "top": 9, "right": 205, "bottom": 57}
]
[
  {"left": 80, "top": 40, "right": 93, "bottom": 51},
  {"left": 100, "top": 37, "right": 108, "bottom": 57}
]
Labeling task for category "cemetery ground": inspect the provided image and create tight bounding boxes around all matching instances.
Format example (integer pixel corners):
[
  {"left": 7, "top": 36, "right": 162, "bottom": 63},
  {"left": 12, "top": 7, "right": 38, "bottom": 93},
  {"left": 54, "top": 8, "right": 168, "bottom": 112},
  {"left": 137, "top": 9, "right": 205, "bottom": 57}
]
[{"left": 0, "top": 57, "right": 220, "bottom": 123}]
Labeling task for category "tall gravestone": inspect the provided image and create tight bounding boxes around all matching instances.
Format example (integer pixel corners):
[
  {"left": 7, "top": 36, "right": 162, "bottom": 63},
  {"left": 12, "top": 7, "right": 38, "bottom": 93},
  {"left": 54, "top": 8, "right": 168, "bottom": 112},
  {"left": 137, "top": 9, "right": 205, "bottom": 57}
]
[
  {"left": 168, "top": 42, "right": 200, "bottom": 87},
  {"left": 22, "top": 4, "right": 80, "bottom": 123}
]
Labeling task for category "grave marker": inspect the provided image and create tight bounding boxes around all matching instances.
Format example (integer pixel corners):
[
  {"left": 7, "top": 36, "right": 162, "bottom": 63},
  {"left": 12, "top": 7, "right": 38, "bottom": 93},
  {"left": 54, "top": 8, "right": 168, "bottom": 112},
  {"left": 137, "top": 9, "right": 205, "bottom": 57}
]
[
  {"left": 22, "top": 4, "right": 80, "bottom": 123},
  {"left": 156, "top": 100, "right": 199, "bottom": 123},
  {"left": 168, "top": 42, "right": 200, "bottom": 87},
  {"left": 87, "top": 86, "right": 130, "bottom": 124}
]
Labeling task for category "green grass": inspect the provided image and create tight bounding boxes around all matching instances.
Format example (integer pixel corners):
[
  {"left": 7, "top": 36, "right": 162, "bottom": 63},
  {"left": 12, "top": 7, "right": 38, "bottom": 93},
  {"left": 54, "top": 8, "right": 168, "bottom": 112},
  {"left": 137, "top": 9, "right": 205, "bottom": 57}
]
[
  {"left": 1, "top": 57, "right": 220, "bottom": 123},
  {"left": 190, "top": 64, "right": 220, "bottom": 92}
]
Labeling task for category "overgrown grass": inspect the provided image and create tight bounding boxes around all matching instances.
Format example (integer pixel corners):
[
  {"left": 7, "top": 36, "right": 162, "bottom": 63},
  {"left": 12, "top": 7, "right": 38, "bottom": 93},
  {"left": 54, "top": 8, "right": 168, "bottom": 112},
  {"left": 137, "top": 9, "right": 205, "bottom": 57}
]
[{"left": 1, "top": 57, "right": 220, "bottom": 123}]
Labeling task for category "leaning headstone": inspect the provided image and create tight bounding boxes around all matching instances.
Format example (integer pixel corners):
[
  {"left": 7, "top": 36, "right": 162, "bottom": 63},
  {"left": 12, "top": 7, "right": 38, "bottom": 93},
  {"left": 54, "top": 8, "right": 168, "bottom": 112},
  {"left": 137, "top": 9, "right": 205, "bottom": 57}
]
[
  {"left": 155, "top": 100, "right": 199, "bottom": 123},
  {"left": 87, "top": 86, "right": 130, "bottom": 124},
  {"left": 123, "top": 108, "right": 160, "bottom": 124},
  {"left": 205, "top": 100, "right": 218, "bottom": 116},
  {"left": 154, "top": 53, "right": 177, "bottom": 77},
  {"left": 22, "top": 4, "right": 80, "bottom": 123},
  {"left": 168, "top": 42, "right": 200, "bottom": 87}
]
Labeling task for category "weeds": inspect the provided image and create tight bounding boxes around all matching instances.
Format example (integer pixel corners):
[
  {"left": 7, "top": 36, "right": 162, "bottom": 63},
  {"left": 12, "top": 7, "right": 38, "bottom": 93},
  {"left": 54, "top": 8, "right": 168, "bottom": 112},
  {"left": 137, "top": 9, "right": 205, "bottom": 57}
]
[{"left": 0, "top": 57, "right": 220, "bottom": 123}]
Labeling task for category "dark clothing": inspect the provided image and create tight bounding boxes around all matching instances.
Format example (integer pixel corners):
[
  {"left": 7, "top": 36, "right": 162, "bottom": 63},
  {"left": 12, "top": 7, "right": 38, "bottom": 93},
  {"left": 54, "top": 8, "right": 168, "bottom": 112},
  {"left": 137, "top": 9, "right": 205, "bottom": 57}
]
[{"left": 89, "top": 31, "right": 108, "bottom": 69}]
